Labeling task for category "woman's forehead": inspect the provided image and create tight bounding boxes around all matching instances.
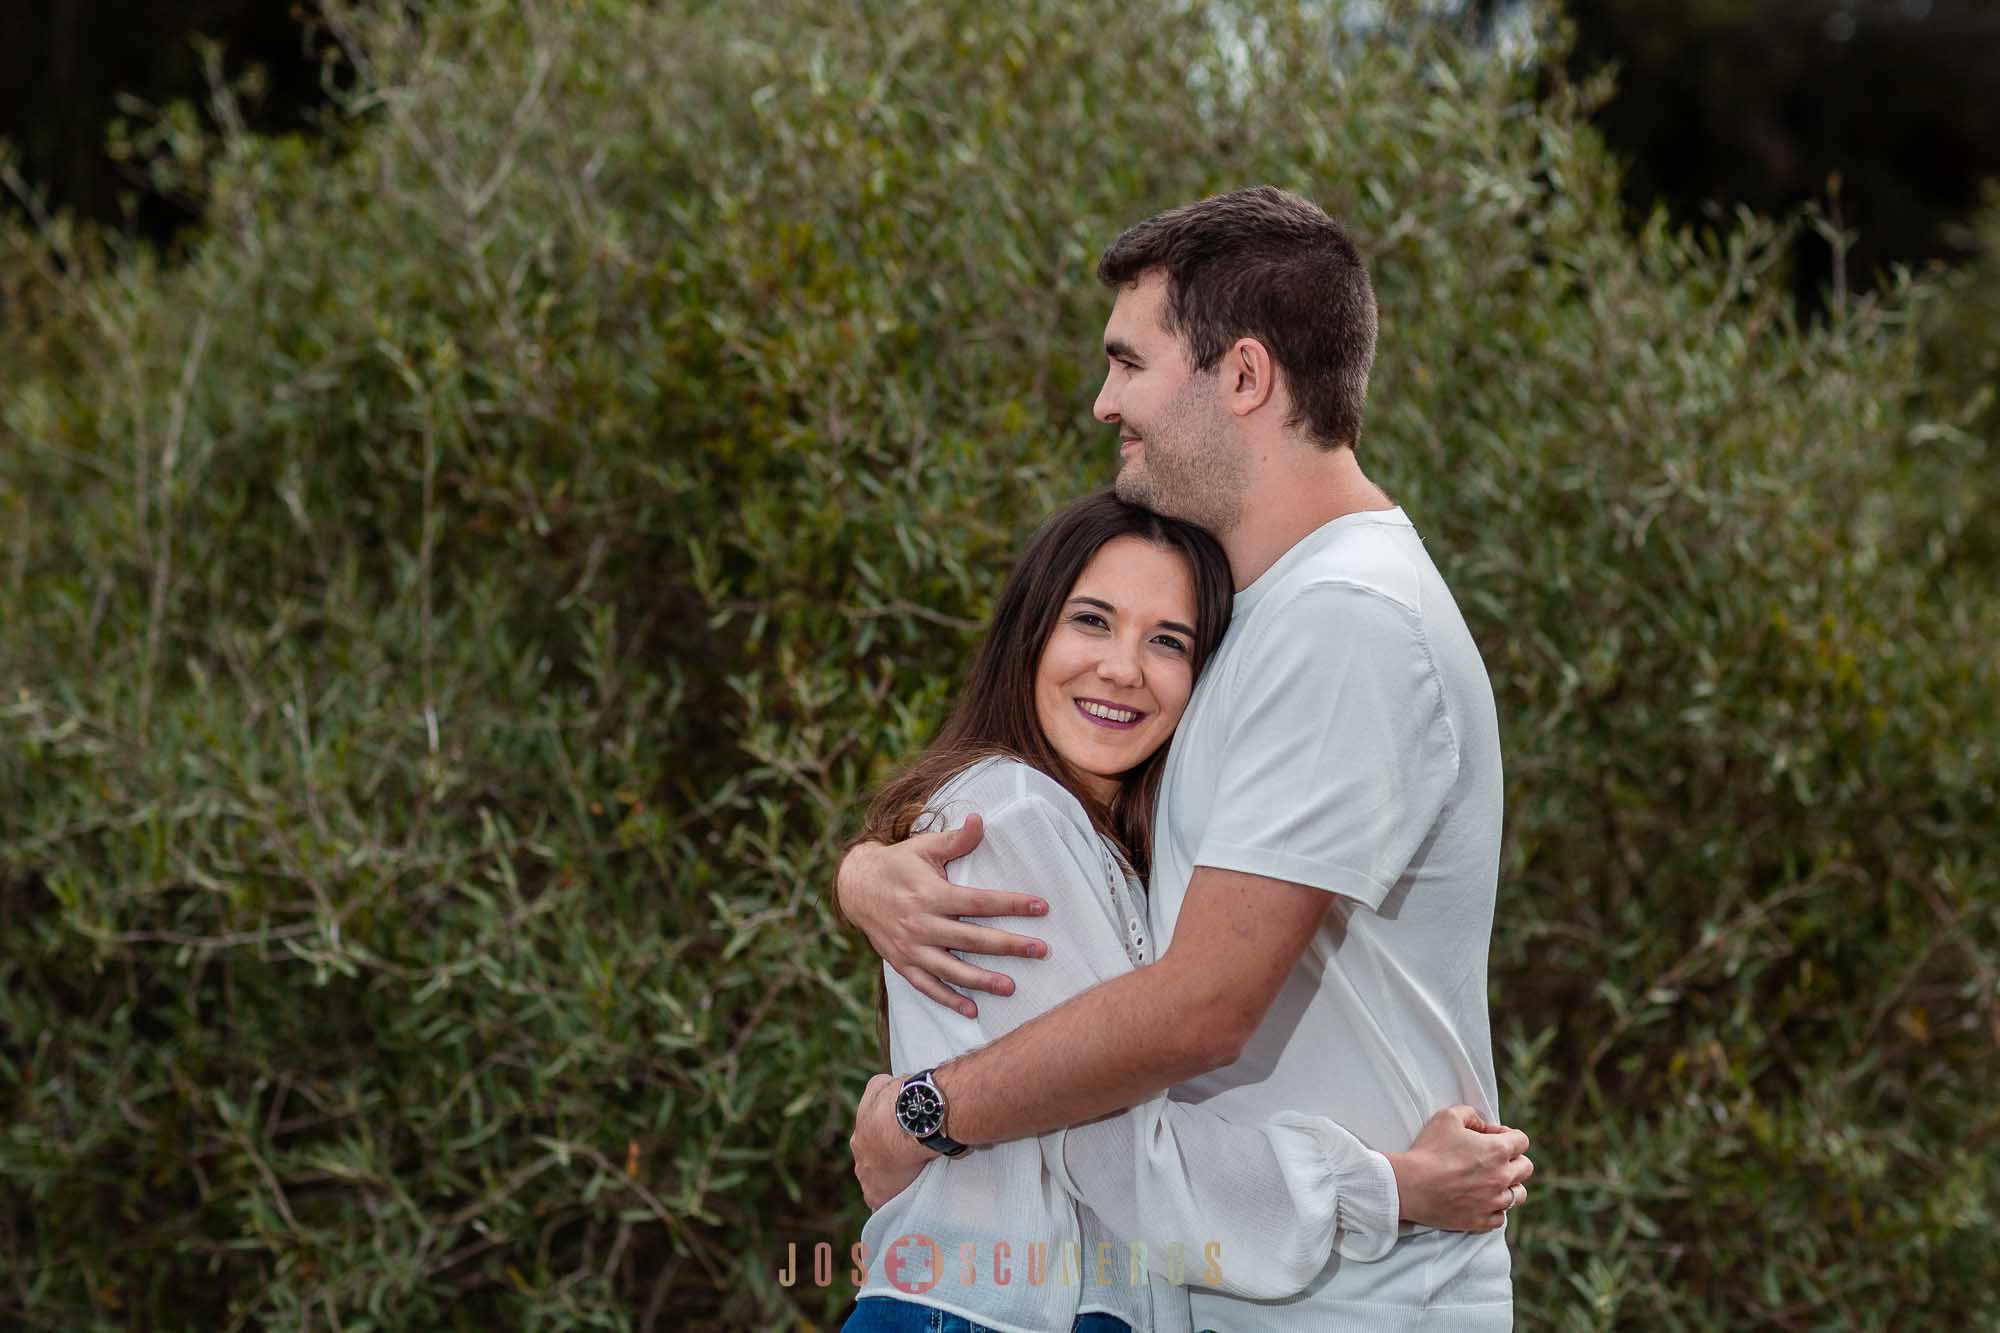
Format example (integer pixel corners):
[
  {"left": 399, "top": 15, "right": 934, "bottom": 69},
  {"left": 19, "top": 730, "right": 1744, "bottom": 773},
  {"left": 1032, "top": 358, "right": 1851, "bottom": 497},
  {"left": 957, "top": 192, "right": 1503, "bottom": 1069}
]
[{"left": 1069, "top": 537, "right": 1195, "bottom": 612}]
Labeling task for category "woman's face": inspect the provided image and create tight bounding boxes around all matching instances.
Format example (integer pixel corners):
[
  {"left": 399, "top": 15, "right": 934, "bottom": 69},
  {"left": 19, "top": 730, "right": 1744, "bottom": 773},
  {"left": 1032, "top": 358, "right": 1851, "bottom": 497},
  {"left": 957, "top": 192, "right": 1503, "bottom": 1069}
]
[{"left": 1034, "top": 535, "right": 1201, "bottom": 804}]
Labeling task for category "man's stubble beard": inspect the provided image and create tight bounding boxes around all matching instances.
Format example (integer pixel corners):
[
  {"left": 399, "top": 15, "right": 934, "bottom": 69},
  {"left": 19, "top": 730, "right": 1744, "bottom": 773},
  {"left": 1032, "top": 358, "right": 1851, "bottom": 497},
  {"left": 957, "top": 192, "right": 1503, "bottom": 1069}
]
[{"left": 1112, "top": 382, "right": 1245, "bottom": 538}]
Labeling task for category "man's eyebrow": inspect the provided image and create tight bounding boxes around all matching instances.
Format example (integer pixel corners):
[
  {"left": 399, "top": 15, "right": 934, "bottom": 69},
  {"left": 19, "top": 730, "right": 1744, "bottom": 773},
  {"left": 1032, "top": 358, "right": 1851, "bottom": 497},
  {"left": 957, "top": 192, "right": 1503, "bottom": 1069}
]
[
  {"left": 1070, "top": 595, "right": 1195, "bottom": 638},
  {"left": 1105, "top": 338, "right": 1143, "bottom": 363}
]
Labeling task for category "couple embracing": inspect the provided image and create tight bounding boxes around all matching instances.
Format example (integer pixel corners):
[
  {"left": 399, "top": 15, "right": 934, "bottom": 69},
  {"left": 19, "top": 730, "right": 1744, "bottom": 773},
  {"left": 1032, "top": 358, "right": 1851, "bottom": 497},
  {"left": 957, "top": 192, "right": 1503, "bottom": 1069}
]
[{"left": 833, "top": 186, "right": 1535, "bottom": 1333}]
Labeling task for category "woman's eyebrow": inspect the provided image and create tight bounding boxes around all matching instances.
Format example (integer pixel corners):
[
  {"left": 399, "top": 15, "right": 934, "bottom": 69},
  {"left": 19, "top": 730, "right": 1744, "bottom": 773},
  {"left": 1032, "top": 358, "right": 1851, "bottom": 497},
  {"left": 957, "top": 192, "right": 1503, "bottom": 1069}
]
[{"left": 1070, "top": 596, "right": 1194, "bottom": 638}]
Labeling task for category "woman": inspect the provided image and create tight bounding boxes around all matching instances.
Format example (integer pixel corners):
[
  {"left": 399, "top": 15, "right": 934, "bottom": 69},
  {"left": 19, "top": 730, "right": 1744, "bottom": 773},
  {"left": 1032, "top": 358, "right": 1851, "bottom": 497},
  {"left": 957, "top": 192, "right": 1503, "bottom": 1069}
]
[{"left": 842, "top": 492, "right": 1407, "bottom": 1333}]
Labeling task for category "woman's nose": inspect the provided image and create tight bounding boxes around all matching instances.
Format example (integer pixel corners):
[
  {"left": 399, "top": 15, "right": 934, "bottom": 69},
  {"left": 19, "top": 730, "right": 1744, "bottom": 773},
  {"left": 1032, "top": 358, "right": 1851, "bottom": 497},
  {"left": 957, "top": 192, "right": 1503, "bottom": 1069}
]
[{"left": 1097, "top": 640, "right": 1143, "bottom": 686}]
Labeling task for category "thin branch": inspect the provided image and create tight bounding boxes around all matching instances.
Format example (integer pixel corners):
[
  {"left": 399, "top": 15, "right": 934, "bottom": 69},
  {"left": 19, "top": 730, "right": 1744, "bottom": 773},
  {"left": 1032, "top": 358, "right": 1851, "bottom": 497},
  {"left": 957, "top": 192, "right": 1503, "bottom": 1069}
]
[
  {"left": 840, "top": 598, "right": 980, "bottom": 631},
  {"left": 138, "top": 313, "right": 214, "bottom": 741}
]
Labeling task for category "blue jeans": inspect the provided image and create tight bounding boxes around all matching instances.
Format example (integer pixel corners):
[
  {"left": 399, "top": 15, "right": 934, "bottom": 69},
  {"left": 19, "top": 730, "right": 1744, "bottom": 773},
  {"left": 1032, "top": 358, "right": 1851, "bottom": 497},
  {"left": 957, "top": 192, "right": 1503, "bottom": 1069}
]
[{"left": 842, "top": 1296, "right": 1131, "bottom": 1333}]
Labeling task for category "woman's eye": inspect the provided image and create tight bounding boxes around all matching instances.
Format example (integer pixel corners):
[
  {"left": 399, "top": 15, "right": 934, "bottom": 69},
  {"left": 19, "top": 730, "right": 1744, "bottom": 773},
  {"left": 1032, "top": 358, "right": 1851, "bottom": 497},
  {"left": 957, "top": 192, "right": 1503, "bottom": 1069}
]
[
  {"left": 1152, "top": 635, "right": 1189, "bottom": 654},
  {"left": 1072, "top": 612, "right": 1109, "bottom": 630}
]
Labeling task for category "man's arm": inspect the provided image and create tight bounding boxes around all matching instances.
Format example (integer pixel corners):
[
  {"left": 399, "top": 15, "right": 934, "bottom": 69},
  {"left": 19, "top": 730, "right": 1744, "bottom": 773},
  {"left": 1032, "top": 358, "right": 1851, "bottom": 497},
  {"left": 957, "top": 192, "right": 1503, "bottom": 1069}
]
[
  {"left": 846, "top": 843, "right": 1312, "bottom": 1210},
  {"left": 936, "top": 864, "right": 1325, "bottom": 1140},
  {"left": 851, "top": 863, "right": 1530, "bottom": 1227}
]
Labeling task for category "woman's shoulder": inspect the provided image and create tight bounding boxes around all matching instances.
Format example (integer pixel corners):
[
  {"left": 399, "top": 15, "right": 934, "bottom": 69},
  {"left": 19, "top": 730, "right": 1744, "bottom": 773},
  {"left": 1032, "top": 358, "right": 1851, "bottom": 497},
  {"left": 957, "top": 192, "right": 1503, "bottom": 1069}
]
[{"left": 920, "top": 756, "right": 1096, "bottom": 841}]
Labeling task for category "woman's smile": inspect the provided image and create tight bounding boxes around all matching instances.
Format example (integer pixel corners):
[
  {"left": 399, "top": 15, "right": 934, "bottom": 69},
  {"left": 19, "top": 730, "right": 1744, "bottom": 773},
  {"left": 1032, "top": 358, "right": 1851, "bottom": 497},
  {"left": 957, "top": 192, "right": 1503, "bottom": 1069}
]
[{"left": 1072, "top": 697, "right": 1146, "bottom": 729}]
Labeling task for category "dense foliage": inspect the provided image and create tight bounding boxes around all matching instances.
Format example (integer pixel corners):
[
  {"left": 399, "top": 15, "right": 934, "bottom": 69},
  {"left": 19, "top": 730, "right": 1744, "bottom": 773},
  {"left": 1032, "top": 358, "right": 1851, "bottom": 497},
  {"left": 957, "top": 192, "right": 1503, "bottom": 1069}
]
[{"left": 2, "top": 2, "right": 1994, "bottom": 1328}]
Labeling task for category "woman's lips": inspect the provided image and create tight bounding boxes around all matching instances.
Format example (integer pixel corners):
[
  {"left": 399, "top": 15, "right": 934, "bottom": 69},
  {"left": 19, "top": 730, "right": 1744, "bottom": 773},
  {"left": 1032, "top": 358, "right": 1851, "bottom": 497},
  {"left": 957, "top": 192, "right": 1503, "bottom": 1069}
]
[{"left": 1074, "top": 697, "right": 1144, "bottom": 730}]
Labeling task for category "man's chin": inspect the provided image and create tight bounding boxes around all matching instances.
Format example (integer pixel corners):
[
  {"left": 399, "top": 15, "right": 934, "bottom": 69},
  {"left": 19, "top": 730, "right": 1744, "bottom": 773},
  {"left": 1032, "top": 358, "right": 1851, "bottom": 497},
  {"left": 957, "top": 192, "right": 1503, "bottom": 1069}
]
[
  {"left": 1115, "top": 468, "right": 1188, "bottom": 523},
  {"left": 1115, "top": 473, "right": 1233, "bottom": 536},
  {"left": 1112, "top": 468, "right": 1153, "bottom": 508}
]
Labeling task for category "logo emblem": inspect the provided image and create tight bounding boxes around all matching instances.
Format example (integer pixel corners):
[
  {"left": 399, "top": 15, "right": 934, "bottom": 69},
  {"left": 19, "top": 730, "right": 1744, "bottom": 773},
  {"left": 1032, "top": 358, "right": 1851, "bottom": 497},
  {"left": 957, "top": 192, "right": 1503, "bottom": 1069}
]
[{"left": 886, "top": 1232, "right": 942, "bottom": 1294}]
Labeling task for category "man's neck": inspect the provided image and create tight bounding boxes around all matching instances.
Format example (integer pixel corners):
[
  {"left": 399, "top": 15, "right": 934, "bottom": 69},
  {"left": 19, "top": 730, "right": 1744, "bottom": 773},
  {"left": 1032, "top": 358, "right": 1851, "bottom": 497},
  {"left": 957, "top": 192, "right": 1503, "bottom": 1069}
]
[{"left": 1220, "top": 442, "right": 1396, "bottom": 591}]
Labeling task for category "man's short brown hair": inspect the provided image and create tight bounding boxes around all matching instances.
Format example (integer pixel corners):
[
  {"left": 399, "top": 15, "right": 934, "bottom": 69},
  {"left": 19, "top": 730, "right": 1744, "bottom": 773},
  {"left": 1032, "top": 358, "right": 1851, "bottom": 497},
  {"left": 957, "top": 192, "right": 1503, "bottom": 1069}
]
[{"left": 1097, "top": 186, "right": 1377, "bottom": 449}]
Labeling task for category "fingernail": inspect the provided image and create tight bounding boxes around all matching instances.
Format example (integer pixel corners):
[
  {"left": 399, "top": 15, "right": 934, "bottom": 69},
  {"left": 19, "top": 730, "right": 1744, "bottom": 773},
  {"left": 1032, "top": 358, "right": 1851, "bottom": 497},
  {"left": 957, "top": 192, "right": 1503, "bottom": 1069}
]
[{"left": 1032, "top": 900, "right": 1048, "bottom": 915}]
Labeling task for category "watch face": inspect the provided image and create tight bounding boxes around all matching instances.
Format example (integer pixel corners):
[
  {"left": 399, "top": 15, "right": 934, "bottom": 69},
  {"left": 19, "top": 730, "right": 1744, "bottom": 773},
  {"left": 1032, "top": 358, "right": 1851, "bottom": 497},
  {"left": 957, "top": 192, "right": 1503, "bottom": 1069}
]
[{"left": 895, "top": 1081, "right": 945, "bottom": 1138}]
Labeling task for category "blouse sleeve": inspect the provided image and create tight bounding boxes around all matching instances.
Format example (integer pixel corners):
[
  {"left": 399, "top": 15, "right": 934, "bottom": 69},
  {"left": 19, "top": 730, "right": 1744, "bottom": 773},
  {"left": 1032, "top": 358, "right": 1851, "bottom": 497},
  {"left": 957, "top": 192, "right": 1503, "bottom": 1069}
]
[
  {"left": 1044, "top": 1101, "right": 1402, "bottom": 1292},
  {"left": 934, "top": 784, "right": 1402, "bottom": 1300}
]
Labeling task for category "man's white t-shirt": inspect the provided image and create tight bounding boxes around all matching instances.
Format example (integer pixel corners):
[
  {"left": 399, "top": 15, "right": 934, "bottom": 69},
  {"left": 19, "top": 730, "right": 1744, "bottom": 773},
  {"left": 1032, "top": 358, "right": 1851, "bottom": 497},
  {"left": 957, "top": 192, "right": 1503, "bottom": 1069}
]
[{"left": 1152, "top": 506, "right": 1512, "bottom": 1331}]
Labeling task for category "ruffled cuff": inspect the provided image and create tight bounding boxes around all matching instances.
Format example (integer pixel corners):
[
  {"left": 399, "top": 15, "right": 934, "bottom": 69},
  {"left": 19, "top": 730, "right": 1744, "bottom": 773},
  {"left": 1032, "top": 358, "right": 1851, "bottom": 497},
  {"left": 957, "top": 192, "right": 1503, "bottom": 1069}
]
[{"left": 1264, "top": 1111, "right": 1401, "bottom": 1264}]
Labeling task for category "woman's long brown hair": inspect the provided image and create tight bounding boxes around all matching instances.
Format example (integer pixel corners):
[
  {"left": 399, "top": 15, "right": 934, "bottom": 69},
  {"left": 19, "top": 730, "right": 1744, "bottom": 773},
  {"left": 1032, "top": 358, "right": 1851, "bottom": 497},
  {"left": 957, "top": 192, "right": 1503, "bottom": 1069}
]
[{"left": 851, "top": 490, "right": 1233, "bottom": 1061}]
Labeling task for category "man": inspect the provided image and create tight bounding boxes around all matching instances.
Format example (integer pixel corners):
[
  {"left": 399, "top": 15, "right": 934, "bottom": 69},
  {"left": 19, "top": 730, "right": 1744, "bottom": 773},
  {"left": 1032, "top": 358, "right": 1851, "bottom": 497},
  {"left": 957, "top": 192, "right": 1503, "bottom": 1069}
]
[{"left": 838, "top": 187, "right": 1528, "bottom": 1330}]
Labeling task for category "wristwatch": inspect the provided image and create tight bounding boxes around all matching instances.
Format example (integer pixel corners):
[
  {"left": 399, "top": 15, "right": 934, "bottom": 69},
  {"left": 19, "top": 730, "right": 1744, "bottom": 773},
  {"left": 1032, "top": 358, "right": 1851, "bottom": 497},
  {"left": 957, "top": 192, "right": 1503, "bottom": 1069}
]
[{"left": 893, "top": 1068, "right": 969, "bottom": 1157}]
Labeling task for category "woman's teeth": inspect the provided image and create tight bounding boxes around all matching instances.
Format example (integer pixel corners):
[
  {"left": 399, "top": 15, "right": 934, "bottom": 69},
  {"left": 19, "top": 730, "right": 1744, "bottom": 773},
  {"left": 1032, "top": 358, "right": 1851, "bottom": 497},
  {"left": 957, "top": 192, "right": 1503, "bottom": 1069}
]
[{"left": 1078, "top": 700, "right": 1139, "bottom": 723}]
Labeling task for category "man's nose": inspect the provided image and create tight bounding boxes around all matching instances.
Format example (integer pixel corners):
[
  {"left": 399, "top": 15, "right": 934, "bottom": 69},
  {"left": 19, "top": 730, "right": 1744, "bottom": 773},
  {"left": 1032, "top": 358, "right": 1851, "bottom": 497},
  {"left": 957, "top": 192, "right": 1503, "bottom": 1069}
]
[{"left": 1093, "top": 374, "right": 1119, "bottom": 424}]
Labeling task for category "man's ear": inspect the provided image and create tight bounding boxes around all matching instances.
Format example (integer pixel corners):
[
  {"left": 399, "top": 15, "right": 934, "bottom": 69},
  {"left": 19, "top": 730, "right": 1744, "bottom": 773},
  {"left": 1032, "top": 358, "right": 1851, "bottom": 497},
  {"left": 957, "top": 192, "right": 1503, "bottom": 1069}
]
[{"left": 1225, "top": 337, "right": 1277, "bottom": 419}]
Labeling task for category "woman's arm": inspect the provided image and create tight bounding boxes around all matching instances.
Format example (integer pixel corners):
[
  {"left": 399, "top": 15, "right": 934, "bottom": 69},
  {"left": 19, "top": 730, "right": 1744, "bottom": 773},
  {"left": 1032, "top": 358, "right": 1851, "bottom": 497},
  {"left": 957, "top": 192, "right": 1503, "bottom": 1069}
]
[{"left": 1046, "top": 1107, "right": 1388, "bottom": 1297}]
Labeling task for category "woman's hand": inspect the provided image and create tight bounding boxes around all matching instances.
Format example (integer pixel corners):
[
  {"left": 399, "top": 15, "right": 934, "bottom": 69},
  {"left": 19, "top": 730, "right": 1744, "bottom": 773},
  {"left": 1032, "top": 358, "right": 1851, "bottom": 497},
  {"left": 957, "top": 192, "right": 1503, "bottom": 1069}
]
[
  {"left": 835, "top": 817, "right": 1051, "bottom": 1019},
  {"left": 1385, "top": 1105, "right": 1535, "bottom": 1232}
]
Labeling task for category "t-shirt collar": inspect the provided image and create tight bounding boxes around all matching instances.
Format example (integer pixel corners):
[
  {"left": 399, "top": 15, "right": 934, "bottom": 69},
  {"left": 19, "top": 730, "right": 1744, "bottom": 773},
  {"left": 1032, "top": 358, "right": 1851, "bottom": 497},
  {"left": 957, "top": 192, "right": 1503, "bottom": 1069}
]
[{"left": 1234, "top": 506, "right": 1411, "bottom": 616}]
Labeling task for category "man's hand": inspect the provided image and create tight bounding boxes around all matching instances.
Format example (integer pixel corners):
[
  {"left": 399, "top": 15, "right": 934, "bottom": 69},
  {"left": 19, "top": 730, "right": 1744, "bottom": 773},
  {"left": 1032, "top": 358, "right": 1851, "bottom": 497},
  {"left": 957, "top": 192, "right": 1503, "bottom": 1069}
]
[
  {"left": 1385, "top": 1105, "right": 1535, "bottom": 1232},
  {"left": 836, "top": 819, "right": 1050, "bottom": 1019},
  {"left": 850, "top": 1073, "right": 935, "bottom": 1211}
]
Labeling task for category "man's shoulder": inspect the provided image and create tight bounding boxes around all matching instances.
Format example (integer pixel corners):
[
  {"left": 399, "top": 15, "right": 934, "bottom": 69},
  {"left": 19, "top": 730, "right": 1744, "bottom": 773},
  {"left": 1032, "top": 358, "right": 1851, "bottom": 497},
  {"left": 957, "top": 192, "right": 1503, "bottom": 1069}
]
[
  {"left": 1273, "top": 517, "right": 1430, "bottom": 620},
  {"left": 1239, "top": 561, "right": 1431, "bottom": 669},
  {"left": 1208, "top": 523, "right": 1451, "bottom": 714}
]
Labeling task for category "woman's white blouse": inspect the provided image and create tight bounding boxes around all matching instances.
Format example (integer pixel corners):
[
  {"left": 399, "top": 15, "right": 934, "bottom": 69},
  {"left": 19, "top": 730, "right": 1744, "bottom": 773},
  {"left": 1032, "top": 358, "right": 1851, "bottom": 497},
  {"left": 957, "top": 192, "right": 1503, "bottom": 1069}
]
[{"left": 855, "top": 759, "right": 1400, "bottom": 1333}]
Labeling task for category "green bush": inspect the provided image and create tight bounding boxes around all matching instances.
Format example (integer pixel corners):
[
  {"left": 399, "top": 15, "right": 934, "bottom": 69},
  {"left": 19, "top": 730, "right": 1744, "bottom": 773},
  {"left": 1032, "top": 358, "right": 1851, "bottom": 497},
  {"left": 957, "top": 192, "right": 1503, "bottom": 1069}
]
[
  {"left": 1917, "top": 181, "right": 2000, "bottom": 578},
  {"left": 2, "top": 1, "right": 1994, "bottom": 1328}
]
